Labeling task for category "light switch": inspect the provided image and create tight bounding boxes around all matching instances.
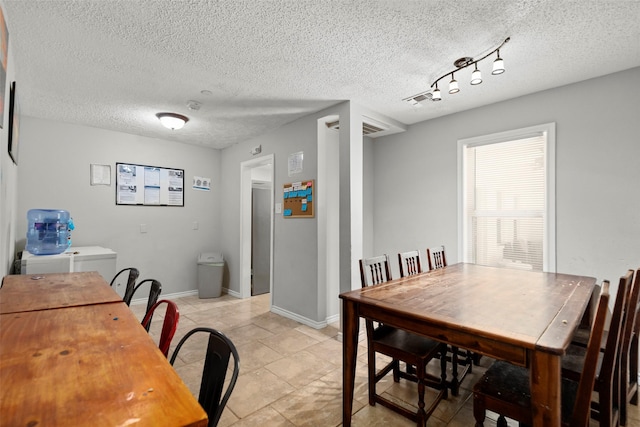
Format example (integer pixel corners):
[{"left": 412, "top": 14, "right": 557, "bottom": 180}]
[
  {"left": 275, "top": 203, "right": 282, "bottom": 214},
  {"left": 140, "top": 224, "right": 148, "bottom": 233},
  {"left": 192, "top": 221, "right": 199, "bottom": 230}
]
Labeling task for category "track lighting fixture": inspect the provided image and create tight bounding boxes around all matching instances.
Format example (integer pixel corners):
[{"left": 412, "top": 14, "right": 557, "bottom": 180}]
[{"left": 403, "top": 37, "right": 510, "bottom": 105}]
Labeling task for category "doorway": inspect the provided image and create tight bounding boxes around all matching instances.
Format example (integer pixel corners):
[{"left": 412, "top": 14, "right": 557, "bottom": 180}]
[
  {"left": 240, "top": 155, "right": 274, "bottom": 300},
  {"left": 251, "top": 177, "right": 272, "bottom": 295}
]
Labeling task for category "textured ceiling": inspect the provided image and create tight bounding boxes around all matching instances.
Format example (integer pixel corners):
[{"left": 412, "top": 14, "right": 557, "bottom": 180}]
[{"left": 2, "top": 0, "right": 640, "bottom": 149}]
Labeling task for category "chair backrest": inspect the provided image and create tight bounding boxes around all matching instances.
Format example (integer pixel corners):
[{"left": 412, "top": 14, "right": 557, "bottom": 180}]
[
  {"left": 426, "top": 246, "right": 447, "bottom": 270},
  {"left": 125, "top": 279, "right": 162, "bottom": 319},
  {"left": 110, "top": 267, "right": 139, "bottom": 298},
  {"left": 619, "top": 269, "right": 640, "bottom": 413},
  {"left": 398, "top": 250, "right": 422, "bottom": 277},
  {"left": 597, "top": 269, "right": 633, "bottom": 416},
  {"left": 170, "top": 327, "right": 240, "bottom": 427},
  {"left": 359, "top": 255, "right": 392, "bottom": 287},
  {"left": 141, "top": 299, "right": 179, "bottom": 357},
  {"left": 571, "top": 280, "right": 611, "bottom": 426}
]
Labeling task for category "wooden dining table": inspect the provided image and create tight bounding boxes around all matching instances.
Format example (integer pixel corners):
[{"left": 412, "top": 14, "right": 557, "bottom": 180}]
[
  {"left": 340, "top": 263, "right": 596, "bottom": 427},
  {"left": 0, "top": 271, "right": 122, "bottom": 314},
  {"left": 0, "top": 272, "right": 208, "bottom": 427}
]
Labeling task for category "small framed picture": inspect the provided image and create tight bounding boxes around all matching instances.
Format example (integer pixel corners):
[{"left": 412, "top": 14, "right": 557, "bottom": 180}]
[{"left": 7, "top": 81, "right": 19, "bottom": 164}]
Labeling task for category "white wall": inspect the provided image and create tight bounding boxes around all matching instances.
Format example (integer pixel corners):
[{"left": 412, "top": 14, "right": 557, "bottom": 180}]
[
  {"left": 219, "top": 102, "right": 352, "bottom": 325},
  {"left": 373, "top": 67, "right": 640, "bottom": 285},
  {"left": 16, "top": 117, "right": 221, "bottom": 295},
  {"left": 0, "top": 25, "right": 17, "bottom": 278}
]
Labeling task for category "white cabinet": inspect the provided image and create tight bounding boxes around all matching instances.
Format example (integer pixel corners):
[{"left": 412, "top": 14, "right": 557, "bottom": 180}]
[{"left": 21, "top": 246, "right": 117, "bottom": 282}]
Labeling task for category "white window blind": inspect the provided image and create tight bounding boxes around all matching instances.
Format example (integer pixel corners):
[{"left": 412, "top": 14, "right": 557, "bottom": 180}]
[{"left": 462, "top": 131, "right": 551, "bottom": 271}]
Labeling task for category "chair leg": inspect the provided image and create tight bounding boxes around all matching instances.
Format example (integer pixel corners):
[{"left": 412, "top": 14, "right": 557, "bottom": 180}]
[
  {"left": 450, "top": 346, "right": 461, "bottom": 396},
  {"left": 392, "top": 359, "right": 401, "bottom": 383},
  {"left": 417, "top": 364, "right": 426, "bottom": 427},
  {"left": 440, "top": 348, "right": 448, "bottom": 399},
  {"left": 631, "top": 332, "right": 639, "bottom": 405},
  {"left": 473, "top": 392, "right": 486, "bottom": 427},
  {"left": 367, "top": 348, "right": 377, "bottom": 406}
]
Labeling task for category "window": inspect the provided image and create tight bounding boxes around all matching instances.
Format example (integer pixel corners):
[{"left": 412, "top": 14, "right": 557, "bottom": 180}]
[{"left": 458, "top": 123, "right": 556, "bottom": 272}]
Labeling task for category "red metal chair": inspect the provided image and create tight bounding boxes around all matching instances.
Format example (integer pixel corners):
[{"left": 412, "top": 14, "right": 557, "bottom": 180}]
[{"left": 141, "top": 299, "right": 179, "bottom": 357}]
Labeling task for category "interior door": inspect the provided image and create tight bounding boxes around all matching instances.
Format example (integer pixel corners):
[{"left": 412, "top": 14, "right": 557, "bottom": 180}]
[{"left": 251, "top": 187, "right": 271, "bottom": 295}]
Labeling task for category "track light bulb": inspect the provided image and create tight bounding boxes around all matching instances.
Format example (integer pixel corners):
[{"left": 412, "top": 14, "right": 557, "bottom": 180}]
[
  {"left": 432, "top": 86, "right": 441, "bottom": 101},
  {"left": 492, "top": 50, "right": 505, "bottom": 75},
  {"left": 449, "top": 74, "right": 459, "bottom": 94},
  {"left": 471, "top": 63, "right": 482, "bottom": 85}
]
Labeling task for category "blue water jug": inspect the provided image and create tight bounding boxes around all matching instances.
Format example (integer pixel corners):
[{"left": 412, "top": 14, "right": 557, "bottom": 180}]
[{"left": 26, "top": 209, "right": 71, "bottom": 255}]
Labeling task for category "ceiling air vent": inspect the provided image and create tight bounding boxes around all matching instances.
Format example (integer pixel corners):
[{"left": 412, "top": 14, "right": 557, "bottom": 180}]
[{"left": 325, "top": 116, "right": 389, "bottom": 136}]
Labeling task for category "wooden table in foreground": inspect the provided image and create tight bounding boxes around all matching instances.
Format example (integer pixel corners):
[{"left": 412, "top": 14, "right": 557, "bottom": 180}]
[
  {"left": 340, "top": 263, "right": 596, "bottom": 427},
  {"left": 0, "top": 301, "right": 207, "bottom": 427},
  {"left": 0, "top": 271, "right": 122, "bottom": 314}
]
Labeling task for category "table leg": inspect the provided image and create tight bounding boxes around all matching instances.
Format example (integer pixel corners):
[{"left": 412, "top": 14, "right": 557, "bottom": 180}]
[
  {"left": 342, "top": 300, "right": 359, "bottom": 427},
  {"left": 530, "top": 350, "right": 562, "bottom": 426}
]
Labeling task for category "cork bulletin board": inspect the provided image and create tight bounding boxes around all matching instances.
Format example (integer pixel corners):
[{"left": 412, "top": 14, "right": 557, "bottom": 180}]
[{"left": 283, "top": 179, "right": 314, "bottom": 218}]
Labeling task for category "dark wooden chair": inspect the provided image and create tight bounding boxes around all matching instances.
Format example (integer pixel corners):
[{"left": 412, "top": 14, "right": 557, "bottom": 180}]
[
  {"left": 124, "top": 279, "right": 162, "bottom": 329},
  {"left": 110, "top": 267, "right": 139, "bottom": 298},
  {"left": 398, "top": 250, "right": 422, "bottom": 278},
  {"left": 473, "top": 279, "right": 612, "bottom": 427},
  {"left": 426, "top": 246, "right": 447, "bottom": 271},
  {"left": 621, "top": 268, "right": 640, "bottom": 426},
  {"left": 170, "top": 327, "right": 240, "bottom": 427},
  {"left": 626, "top": 296, "right": 640, "bottom": 424},
  {"left": 562, "top": 270, "right": 634, "bottom": 427},
  {"left": 426, "top": 245, "right": 475, "bottom": 394},
  {"left": 359, "top": 255, "right": 448, "bottom": 427},
  {"left": 141, "top": 299, "right": 180, "bottom": 357}
]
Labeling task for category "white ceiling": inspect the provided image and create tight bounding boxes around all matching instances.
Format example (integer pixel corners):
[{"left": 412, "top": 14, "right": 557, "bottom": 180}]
[{"left": 2, "top": 0, "right": 639, "bottom": 149}]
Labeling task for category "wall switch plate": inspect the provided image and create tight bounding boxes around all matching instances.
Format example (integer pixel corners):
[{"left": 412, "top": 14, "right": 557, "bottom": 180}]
[
  {"left": 192, "top": 221, "right": 199, "bottom": 230},
  {"left": 140, "top": 224, "right": 147, "bottom": 233},
  {"left": 275, "top": 203, "right": 282, "bottom": 214}
]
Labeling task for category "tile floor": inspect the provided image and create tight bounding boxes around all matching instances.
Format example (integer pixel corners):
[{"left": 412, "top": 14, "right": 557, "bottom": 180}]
[{"left": 132, "top": 293, "right": 640, "bottom": 427}]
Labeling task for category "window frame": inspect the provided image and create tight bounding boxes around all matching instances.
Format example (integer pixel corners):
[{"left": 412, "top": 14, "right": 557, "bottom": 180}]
[{"left": 457, "top": 123, "right": 556, "bottom": 272}]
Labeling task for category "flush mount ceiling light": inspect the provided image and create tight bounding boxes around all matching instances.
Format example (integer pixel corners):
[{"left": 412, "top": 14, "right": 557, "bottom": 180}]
[
  {"left": 404, "top": 37, "right": 510, "bottom": 105},
  {"left": 156, "top": 112, "right": 189, "bottom": 130}
]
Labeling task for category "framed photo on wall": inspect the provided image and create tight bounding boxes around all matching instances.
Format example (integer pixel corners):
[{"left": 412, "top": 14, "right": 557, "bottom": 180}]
[{"left": 8, "top": 81, "right": 19, "bottom": 164}]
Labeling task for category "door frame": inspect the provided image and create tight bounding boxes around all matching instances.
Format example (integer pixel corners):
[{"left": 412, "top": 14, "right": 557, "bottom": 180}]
[{"left": 239, "top": 154, "right": 274, "bottom": 299}]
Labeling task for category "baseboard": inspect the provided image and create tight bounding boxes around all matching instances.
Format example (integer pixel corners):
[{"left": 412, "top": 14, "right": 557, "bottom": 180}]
[
  {"left": 130, "top": 289, "right": 199, "bottom": 305},
  {"left": 270, "top": 305, "right": 328, "bottom": 330}
]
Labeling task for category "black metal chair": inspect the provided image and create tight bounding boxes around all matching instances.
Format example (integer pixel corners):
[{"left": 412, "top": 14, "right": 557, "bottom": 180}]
[
  {"left": 170, "top": 327, "right": 240, "bottom": 427},
  {"left": 124, "top": 279, "right": 162, "bottom": 330},
  {"left": 110, "top": 267, "right": 139, "bottom": 298}
]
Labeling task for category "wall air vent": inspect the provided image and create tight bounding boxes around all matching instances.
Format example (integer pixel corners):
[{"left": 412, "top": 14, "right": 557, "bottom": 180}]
[{"left": 325, "top": 116, "right": 389, "bottom": 137}]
